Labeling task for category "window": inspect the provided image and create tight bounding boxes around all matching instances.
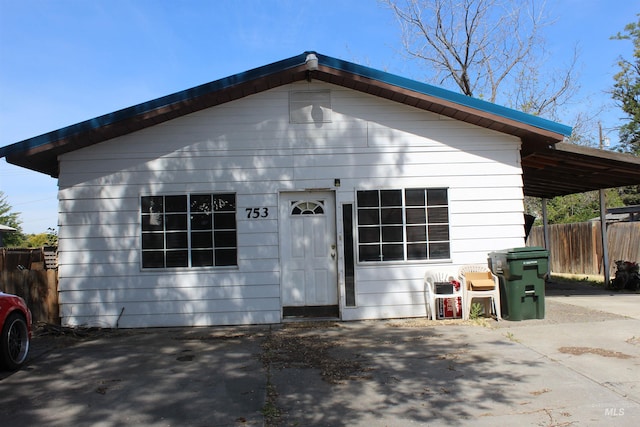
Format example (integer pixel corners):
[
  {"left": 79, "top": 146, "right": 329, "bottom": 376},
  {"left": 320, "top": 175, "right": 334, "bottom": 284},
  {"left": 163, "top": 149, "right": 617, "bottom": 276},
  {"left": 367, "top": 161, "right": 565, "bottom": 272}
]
[
  {"left": 356, "top": 188, "right": 450, "bottom": 262},
  {"left": 141, "top": 193, "right": 237, "bottom": 268}
]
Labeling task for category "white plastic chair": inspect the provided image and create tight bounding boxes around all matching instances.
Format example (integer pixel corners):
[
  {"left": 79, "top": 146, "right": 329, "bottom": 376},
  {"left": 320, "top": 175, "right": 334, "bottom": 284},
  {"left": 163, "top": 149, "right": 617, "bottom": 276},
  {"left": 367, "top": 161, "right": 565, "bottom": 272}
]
[
  {"left": 424, "top": 269, "right": 462, "bottom": 320},
  {"left": 458, "top": 265, "right": 502, "bottom": 321}
]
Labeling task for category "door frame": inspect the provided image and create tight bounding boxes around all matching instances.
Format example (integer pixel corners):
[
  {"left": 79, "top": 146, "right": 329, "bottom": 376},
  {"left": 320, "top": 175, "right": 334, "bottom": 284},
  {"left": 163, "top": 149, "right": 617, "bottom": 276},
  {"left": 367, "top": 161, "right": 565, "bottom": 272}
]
[{"left": 278, "top": 190, "right": 340, "bottom": 318}]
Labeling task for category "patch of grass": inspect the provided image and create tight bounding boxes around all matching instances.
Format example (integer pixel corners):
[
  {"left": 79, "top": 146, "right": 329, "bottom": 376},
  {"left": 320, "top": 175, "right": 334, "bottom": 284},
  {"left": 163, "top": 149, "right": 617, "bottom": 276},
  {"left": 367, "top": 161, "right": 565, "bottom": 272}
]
[
  {"left": 504, "top": 331, "right": 519, "bottom": 342},
  {"left": 549, "top": 273, "right": 604, "bottom": 288}
]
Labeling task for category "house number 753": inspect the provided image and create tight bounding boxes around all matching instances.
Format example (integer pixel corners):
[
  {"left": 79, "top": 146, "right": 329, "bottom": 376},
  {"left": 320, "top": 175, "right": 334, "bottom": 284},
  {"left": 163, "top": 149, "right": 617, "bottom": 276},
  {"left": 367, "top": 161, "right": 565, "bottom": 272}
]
[{"left": 246, "top": 207, "right": 269, "bottom": 218}]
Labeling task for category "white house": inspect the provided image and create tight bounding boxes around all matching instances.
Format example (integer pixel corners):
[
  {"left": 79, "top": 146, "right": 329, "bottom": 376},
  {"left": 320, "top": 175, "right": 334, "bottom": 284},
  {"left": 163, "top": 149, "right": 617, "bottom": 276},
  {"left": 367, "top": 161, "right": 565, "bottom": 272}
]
[{"left": 0, "top": 52, "right": 575, "bottom": 328}]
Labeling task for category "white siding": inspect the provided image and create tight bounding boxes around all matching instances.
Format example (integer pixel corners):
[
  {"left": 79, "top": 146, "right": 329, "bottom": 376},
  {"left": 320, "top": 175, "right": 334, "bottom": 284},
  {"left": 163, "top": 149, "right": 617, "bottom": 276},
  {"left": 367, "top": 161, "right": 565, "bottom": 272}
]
[{"left": 57, "top": 81, "right": 525, "bottom": 327}]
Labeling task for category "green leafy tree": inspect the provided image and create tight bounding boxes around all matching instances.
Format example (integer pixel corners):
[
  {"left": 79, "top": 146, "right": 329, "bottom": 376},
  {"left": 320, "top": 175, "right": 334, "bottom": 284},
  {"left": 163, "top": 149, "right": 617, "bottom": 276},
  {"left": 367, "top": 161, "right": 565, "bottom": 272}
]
[
  {"left": 612, "top": 14, "right": 640, "bottom": 156},
  {"left": 0, "top": 191, "right": 25, "bottom": 246},
  {"left": 25, "top": 228, "right": 58, "bottom": 248},
  {"left": 527, "top": 189, "right": 624, "bottom": 225}
]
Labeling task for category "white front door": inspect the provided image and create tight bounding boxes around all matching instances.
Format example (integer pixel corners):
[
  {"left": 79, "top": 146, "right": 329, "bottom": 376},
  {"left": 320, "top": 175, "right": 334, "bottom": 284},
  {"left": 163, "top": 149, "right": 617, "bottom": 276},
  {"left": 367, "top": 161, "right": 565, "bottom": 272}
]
[{"left": 279, "top": 192, "right": 338, "bottom": 308}]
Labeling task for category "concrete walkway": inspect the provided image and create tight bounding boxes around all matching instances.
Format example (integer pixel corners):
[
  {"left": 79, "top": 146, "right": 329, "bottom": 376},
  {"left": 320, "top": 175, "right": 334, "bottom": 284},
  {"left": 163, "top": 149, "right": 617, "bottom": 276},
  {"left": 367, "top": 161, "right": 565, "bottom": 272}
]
[{"left": 0, "top": 282, "right": 638, "bottom": 426}]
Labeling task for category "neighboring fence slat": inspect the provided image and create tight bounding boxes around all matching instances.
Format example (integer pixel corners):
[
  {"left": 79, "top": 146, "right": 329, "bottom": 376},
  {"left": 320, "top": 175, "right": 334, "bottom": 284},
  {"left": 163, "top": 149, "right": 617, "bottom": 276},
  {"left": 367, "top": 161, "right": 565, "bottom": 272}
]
[
  {"left": 1, "top": 247, "right": 60, "bottom": 324},
  {"left": 528, "top": 221, "right": 640, "bottom": 277}
]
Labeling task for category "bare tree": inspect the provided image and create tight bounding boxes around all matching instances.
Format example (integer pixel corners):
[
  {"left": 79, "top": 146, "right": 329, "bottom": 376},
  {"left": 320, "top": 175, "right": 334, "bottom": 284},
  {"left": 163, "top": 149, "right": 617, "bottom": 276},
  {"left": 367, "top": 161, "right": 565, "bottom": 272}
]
[{"left": 381, "top": 0, "right": 579, "bottom": 119}]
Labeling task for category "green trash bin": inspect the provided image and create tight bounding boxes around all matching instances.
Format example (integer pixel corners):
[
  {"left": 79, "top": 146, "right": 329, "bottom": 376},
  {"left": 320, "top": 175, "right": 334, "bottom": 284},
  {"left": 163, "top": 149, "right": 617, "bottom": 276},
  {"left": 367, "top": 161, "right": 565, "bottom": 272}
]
[{"left": 488, "top": 247, "right": 548, "bottom": 321}]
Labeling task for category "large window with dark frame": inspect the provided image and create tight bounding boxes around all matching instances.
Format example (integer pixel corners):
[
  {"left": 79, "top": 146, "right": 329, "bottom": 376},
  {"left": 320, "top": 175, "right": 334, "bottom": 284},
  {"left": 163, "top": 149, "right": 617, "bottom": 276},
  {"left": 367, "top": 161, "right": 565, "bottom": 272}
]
[
  {"left": 141, "top": 193, "right": 237, "bottom": 268},
  {"left": 356, "top": 188, "right": 450, "bottom": 262}
]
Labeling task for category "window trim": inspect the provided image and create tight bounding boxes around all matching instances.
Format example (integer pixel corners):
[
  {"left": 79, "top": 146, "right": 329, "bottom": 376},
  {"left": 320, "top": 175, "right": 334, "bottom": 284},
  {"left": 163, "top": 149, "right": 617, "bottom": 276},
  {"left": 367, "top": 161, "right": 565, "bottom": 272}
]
[
  {"left": 355, "top": 188, "right": 451, "bottom": 264},
  {"left": 140, "top": 192, "right": 238, "bottom": 270}
]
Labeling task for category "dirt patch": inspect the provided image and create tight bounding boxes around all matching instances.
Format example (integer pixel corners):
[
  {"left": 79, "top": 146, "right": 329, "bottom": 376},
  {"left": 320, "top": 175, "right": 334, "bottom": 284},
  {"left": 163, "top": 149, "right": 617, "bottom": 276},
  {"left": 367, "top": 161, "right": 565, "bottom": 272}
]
[
  {"left": 626, "top": 336, "right": 640, "bottom": 345},
  {"left": 558, "top": 346, "right": 634, "bottom": 359},
  {"left": 260, "top": 325, "right": 369, "bottom": 384},
  {"left": 260, "top": 324, "right": 371, "bottom": 427},
  {"left": 385, "top": 317, "right": 491, "bottom": 328}
]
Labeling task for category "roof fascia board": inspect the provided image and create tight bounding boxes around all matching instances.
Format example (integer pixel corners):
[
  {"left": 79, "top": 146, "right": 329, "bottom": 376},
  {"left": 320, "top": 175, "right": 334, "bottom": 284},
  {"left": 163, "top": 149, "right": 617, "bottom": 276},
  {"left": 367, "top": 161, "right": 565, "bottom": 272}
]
[
  {"left": 0, "top": 53, "right": 310, "bottom": 159},
  {"left": 313, "top": 64, "right": 567, "bottom": 142},
  {"left": 315, "top": 53, "right": 573, "bottom": 138}
]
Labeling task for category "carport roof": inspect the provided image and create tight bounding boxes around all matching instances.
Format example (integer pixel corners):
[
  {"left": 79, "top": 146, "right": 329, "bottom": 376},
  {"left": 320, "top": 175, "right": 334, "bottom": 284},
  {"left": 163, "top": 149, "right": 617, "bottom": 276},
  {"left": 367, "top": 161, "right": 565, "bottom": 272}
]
[
  {"left": 522, "top": 142, "right": 640, "bottom": 198},
  {"left": 1, "top": 51, "right": 639, "bottom": 198}
]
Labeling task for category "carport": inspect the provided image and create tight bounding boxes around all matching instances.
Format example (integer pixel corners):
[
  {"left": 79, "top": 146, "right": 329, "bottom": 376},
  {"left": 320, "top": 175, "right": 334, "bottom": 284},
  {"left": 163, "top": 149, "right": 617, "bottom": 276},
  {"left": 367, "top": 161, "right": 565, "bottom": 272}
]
[{"left": 521, "top": 141, "right": 640, "bottom": 283}]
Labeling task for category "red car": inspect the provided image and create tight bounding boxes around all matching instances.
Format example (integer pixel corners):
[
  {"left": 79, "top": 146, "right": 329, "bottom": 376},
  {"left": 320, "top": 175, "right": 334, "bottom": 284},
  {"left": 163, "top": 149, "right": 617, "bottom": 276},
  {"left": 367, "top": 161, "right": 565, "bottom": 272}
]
[{"left": 0, "top": 292, "right": 32, "bottom": 370}]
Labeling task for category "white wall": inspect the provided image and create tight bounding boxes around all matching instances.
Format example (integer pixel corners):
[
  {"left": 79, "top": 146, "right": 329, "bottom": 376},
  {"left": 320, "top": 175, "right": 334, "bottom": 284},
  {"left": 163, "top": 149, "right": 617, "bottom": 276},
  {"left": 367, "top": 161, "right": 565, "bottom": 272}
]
[{"left": 57, "top": 81, "right": 524, "bottom": 327}]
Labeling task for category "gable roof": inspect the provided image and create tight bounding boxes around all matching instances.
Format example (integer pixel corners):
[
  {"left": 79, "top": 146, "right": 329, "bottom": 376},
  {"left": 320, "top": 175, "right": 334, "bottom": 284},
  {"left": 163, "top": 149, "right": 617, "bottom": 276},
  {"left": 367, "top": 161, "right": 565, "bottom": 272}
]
[
  {"left": 0, "top": 52, "right": 570, "bottom": 176},
  {"left": 1, "top": 51, "right": 639, "bottom": 198}
]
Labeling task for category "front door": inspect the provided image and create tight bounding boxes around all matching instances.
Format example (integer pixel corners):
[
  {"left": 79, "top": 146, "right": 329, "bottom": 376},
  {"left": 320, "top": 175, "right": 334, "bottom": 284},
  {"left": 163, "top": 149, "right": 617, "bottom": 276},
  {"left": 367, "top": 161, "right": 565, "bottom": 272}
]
[{"left": 279, "top": 192, "right": 338, "bottom": 316}]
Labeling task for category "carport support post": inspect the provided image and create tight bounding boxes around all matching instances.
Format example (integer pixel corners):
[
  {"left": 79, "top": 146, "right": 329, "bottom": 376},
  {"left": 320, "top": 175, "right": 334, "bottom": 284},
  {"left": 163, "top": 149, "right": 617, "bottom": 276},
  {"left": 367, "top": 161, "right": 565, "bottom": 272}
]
[
  {"left": 598, "top": 122, "right": 610, "bottom": 287},
  {"left": 542, "top": 198, "right": 551, "bottom": 277},
  {"left": 599, "top": 189, "right": 610, "bottom": 286}
]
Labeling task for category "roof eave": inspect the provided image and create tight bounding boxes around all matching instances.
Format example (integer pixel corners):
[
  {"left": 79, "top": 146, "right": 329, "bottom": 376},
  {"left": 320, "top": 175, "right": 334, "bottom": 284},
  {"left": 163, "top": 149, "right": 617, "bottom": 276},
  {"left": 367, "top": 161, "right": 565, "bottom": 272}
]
[{"left": 1, "top": 51, "right": 572, "bottom": 178}]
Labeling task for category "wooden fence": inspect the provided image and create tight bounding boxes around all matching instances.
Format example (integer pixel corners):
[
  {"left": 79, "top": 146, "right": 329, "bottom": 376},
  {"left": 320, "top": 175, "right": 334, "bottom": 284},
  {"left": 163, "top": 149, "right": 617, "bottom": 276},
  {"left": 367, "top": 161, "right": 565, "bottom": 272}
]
[
  {"left": 527, "top": 221, "right": 640, "bottom": 277},
  {"left": 0, "top": 247, "right": 59, "bottom": 324}
]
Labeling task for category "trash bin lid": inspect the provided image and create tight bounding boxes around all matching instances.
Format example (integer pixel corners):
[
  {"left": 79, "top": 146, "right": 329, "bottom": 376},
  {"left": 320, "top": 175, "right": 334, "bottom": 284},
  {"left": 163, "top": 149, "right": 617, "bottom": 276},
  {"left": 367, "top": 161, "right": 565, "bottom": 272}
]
[{"left": 503, "top": 246, "right": 548, "bottom": 259}]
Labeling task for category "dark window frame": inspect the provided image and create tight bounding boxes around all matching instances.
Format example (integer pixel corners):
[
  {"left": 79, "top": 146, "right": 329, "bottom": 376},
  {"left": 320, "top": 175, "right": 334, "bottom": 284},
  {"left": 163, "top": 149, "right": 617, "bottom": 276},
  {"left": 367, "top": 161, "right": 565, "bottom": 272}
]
[
  {"left": 356, "top": 188, "right": 450, "bottom": 263},
  {"left": 141, "top": 193, "right": 237, "bottom": 269}
]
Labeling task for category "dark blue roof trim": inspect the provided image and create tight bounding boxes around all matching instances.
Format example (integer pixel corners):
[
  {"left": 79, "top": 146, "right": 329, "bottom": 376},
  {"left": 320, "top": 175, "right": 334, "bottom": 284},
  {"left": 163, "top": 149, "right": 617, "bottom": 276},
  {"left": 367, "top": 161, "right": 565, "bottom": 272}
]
[
  {"left": 315, "top": 52, "right": 572, "bottom": 137},
  {"left": 0, "top": 53, "right": 309, "bottom": 158},
  {"left": 0, "top": 51, "right": 572, "bottom": 161}
]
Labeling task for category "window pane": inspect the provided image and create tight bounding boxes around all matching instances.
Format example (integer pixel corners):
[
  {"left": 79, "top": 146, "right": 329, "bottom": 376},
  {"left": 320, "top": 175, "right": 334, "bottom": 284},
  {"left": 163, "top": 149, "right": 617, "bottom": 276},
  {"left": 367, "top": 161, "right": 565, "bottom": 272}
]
[
  {"left": 407, "top": 244, "right": 427, "bottom": 260},
  {"left": 428, "top": 225, "right": 450, "bottom": 241},
  {"left": 381, "top": 208, "right": 402, "bottom": 224},
  {"left": 358, "top": 227, "right": 380, "bottom": 243},
  {"left": 428, "top": 207, "right": 449, "bottom": 223},
  {"left": 427, "top": 189, "right": 448, "bottom": 206},
  {"left": 215, "top": 249, "right": 237, "bottom": 266},
  {"left": 380, "top": 190, "right": 402, "bottom": 206},
  {"left": 429, "top": 242, "right": 450, "bottom": 259},
  {"left": 191, "top": 231, "right": 213, "bottom": 248},
  {"left": 142, "top": 251, "right": 165, "bottom": 268},
  {"left": 142, "top": 214, "right": 163, "bottom": 231},
  {"left": 405, "top": 189, "right": 425, "bottom": 206},
  {"left": 406, "top": 208, "right": 426, "bottom": 224},
  {"left": 141, "top": 196, "right": 163, "bottom": 213},
  {"left": 142, "top": 233, "right": 164, "bottom": 249},
  {"left": 166, "top": 251, "right": 188, "bottom": 267},
  {"left": 213, "top": 194, "right": 236, "bottom": 211},
  {"left": 191, "top": 194, "right": 212, "bottom": 212},
  {"left": 406, "top": 225, "right": 427, "bottom": 242},
  {"left": 357, "top": 190, "right": 379, "bottom": 207},
  {"left": 382, "top": 244, "right": 404, "bottom": 261},
  {"left": 166, "top": 232, "right": 188, "bottom": 249},
  {"left": 214, "top": 230, "right": 237, "bottom": 247},
  {"left": 214, "top": 212, "right": 236, "bottom": 229},
  {"left": 192, "top": 250, "right": 214, "bottom": 267},
  {"left": 359, "top": 245, "right": 381, "bottom": 262},
  {"left": 165, "top": 195, "right": 187, "bottom": 212},
  {"left": 382, "top": 226, "right": 403, "bottom": 242},
  {"left": 357, "top": 209, "right": 379, "bottom": 225},
  {"left": 191, "top": 213, "right": 212, "bottom": 230},
  {"left": 166, "top": 214, "right": 188, "bottom": 230}
]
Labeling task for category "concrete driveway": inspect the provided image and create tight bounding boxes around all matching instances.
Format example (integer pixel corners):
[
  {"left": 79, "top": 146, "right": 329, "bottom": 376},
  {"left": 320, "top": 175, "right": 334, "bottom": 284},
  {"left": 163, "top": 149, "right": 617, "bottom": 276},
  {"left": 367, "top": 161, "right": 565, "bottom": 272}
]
[{"left": 1, "top": 282, "right": 639, "bottom": 426}]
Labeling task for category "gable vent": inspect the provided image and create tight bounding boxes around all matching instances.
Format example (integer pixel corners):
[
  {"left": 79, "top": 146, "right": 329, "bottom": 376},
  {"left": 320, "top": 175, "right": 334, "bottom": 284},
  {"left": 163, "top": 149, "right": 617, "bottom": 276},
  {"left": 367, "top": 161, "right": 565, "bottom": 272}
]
[{"left": 289, "top": 90, "right": 332, "bottom": 124}]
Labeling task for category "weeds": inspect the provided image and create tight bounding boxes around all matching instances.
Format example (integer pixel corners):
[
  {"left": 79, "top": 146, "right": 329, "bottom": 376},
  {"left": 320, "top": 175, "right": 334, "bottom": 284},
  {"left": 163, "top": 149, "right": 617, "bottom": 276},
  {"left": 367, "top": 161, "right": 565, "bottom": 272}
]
[{"left": 469, "top": 303, "right": 483, "bottom": 320}]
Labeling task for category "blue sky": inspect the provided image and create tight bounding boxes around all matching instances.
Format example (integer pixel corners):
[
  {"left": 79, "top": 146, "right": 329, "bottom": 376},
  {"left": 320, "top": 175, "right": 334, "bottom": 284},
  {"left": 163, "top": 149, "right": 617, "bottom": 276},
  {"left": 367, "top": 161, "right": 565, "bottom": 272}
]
[{"left": 0, "top": 0, "right": 636, "bottom": 234}]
